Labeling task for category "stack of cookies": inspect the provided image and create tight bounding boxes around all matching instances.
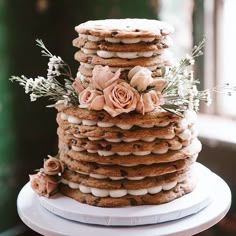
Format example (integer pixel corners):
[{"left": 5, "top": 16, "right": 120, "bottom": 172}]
[
  {"left": 72, "top": 19, "right": 173, "bottom": 81},
  {"left": 57, "top": 19, "right": 202, "bottom": 207}
]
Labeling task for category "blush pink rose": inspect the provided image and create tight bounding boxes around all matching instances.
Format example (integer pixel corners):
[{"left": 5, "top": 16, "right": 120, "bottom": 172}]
[
  {"left": 150, "top": 78, "right": 168, "bottom": 92},
  {"left": 136, "top": 90, "right": 163, "bottom": 115},
  {"left": 79, "top": 87, "right": 105, "bottom": 110},
  {"left": 29, "top": 172, "right": 58, "bottom": 198},
  {"left": 103, "top": 81, "right": 140, "bottom": 117},
  {"left": 43, "top": 157, "right": 64, "bottom": 175},
  {"left": 91, "top": 65, "right": 121, "bottom": 90},
  {"left": 72, "top": 78, "right": 85, "bottom": 94},
  {"left": 128, "top": 66, "right": 153, "bottom": 91}
]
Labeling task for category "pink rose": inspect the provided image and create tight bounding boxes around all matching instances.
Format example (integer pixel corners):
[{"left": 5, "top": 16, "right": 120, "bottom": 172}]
[
  {"left": 91, "top": 65, "right": 120, "bottom": 90},
  {"left": 150, "top": 78, "right": 168, "bottom": 92},
  {"left": 79, "top": 87, "right": 105, "bottom": 110},
  {"left": 128, "top": 66, "right": 153, "bottom": 91},
  {"left": 136, "top": 90, "right": 163, "bottom": 114},
  {"left": 104, "top": 81, "right": 140, "bottom": 117},
  {"left": 127, "top": 66, "right": 143, "bottom": 79},
  {"left": 29, "top": 172, "right": 58, "bottom": 198},
  {"left": 72, "top": 78, "right": 85, "bottom": 94},
  {"left": 43, "top": 157, "right": 64, "bottom": 175}
]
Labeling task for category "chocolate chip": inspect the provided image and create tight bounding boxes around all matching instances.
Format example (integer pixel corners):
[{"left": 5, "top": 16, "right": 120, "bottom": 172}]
[
  {"left": 81, "top": 142, "right": 87, "bottom": 147},
  {"left": 105, "top": 144, "right": 112, "bottom": 151},
  {"left": 130, "top": 198, "right": 138, "bottom": 206},
  {"left": 173, "top": 164, "right": 178, "bottom": 170},
  {"left": 71, "top": 139, "right": 77, "bottom": 145},
  {"left": 120, "top": 169, "right": 128, "bottom": 177},
  {"left": 111, "top": 31, "right": 118, "bottom": 37},
  {"left": 167, "top": 142, "right": 172, "bottom": 147},
  {"left": 117, "top": 132, "right": 124, "bottom": 138},
  {"left": 97, "top": 112, "right": 105, "bottom": 121},
  {"left": 135, "top": 29, "right": 140, "bottom": 32},
  {"left": 94, "top": 198, "right": 101, "bottom": 205}
]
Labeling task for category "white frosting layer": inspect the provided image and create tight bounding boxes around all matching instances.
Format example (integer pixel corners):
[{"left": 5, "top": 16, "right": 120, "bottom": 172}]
[
  {"left": 80, "top": 62, "right": 161, "bottom": 72},
  {"left": 60, "top": 112, "right": 173, "bottom": 130},
  {"left": 81, "top": 48, "right": 163, "bottom": 59},
  {"left": 70, "top": 146, "right": 175, "bottom": 157},
  {"left": 61, "top": 178, "right": 179, "bottom": 198},
  {"left": 61, "top": 113, "right": 174, "bottom": 129},
  {"left": 79, "top": 34, "right": 156, "bottom": 44},
  {"left": 62, "top": 113, "right": 196, "bottom": 143}
]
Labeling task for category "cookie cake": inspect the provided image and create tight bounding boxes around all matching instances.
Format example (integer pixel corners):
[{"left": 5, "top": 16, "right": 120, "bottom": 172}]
[{"left": 11, "top": 19, "right": 209, "bottom": 208}]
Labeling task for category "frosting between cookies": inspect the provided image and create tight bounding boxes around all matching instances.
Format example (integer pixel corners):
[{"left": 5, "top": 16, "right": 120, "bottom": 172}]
[
  {"left": 80, "top": 62, "right": 162, "bottom": 71},
  {"left": 81, "top": 48, "right": 164, "bottom": 59},
  {"left": 71, "top": 145, "right": 179, "bottom": 156},
  {"left": 61, "top": 112, "right": 172, "bottom": 129},
  {"left": 61, "top": 178, "right": 180, "bottom": 197},
  {"left": 74, "top": 170, "right": 145, "bottom": 180},
  {"left": 79, "top": 34, "right": 157, "bottom": 44}
]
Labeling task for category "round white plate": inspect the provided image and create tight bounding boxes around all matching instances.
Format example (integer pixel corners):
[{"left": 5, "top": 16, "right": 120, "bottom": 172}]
[
  {"left": 17, "top": 163, "right": 231, "bottom": 236},
  {"left": 39, "top": 163, "right": 213, "bottom": 226}
]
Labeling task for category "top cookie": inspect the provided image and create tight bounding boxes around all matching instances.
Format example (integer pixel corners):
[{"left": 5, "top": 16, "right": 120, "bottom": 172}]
[{"left": 75, "top": 19, "right": 174, "bottom": 39}]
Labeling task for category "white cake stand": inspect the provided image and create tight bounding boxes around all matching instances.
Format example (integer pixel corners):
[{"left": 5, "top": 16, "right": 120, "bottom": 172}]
[{"left": 17, "top": 163, "right": 231, "bottom": 236}]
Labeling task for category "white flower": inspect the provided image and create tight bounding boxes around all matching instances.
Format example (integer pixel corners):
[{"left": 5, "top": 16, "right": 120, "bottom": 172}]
[
  {"left": 47, "top": 55, "right": 63, "bottom": 78},
  {"left": 190, "top": 59, "right": 195, "bottom": 65},
  {"left": 185, "top": 54, "right": 195, "bottom": 65},
  {"left": 205, "top": 90, "right": 212, "bottom": 106},
  {"left": 25, "top": 78, "right": 34, "bottom": 94},
  {"left": 177, "top": 83, "right": 185, "bottom": 98},
  {"left": 186, "top": 54, "right": 191, "bottom": 60},
  {"left": 30, "top": 93, "right": 38, "bottom": 102},
  {"left": 193, "top": 99, "right": 200, "bottom": 111},
  {"left": 191, "top": 85, "right": 198, "bottom": 96}
]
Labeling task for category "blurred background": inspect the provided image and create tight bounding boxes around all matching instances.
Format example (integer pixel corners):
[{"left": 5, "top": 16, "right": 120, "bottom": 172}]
[{"left": 0, "top": 0, "right": 236, "bottom": 235}]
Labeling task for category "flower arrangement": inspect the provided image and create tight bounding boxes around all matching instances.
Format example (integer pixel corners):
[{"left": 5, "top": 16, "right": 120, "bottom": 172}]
[
  {"left": 9, "top": 39, "right": 235, "bottom": 117},
  {"left": 29, "top": 155, "right": 64, "bottom": 197}
]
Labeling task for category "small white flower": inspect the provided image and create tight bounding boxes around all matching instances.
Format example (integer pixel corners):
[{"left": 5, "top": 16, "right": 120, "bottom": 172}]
[
  {"left": 205, "top": 90, "right": 212, "bottom": 106},
  {"left": 193, "top": 99, "right": 200, "bottom": 111},
  {"left": 192, "top": 85, "right": 198, "bottom": 96},
  {"left": 51, "top": 83, "right": 56, "bottom": 89},
  {"left": 186, "top": 54, "right": 191, "bottom": 60},
  {"left": 177, "top": 84, "right": 185, "bottom": 98},
  {"left": 190, "top": 59, "right": 195, "bottom": 65},
  {"left": 30, "top": 93, "right": 38, "bottom": 102},
  {"left": 25, "top": 78, "right": 33, "bottom": 94}
]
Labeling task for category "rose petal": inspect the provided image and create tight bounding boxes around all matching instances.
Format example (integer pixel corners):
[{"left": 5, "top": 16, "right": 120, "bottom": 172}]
[
  {"left": 128, "top": 66, "right": 143, "bottom": 80},
  {"left": 43, "top": 157, "right": 63, "bottom": 175},
  {"left": 129, "top": 68, "right": 153, "bottom": 91},
  {"left": 91, "top": 65, "right": 120, "bottom": 90},
  {"left": 150, "top": 79, "right": 168, "bottom": 92},
  {"left": 72, "top": 78, "right": 85, "bottom": 94},
  {"left": 136, "top": 91, "right": 161, "bottom": 115},
  {"left": 104, "top": 82, "right": 139, "bottom": 117},
  {"left": 89, "top": 95, "right": 105, "bottom": 110}
]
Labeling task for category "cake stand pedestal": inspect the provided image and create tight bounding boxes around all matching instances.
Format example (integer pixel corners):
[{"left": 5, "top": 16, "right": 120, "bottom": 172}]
[{"left": 17, "top": 164, "right": 231, "bottom": 236}]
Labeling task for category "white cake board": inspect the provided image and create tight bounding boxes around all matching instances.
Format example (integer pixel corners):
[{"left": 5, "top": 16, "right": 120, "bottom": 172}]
[
  {"left": 17, "top": 163, "right": 231, "bottom": 236},
  {"left": 38, "top": 163, "right": 213, "bottom": 226}
]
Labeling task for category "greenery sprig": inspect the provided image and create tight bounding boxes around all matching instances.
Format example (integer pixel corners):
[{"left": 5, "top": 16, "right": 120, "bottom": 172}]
[{"left": 10, "top": 39, "right": 78, "bottom": 106}]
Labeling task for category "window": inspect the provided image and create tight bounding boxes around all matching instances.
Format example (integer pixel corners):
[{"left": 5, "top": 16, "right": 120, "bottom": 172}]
[
  {"left": 219, "top": 0, "right": 236, "bottom": 117},
  {"left": 159, "top": 0, "right": 236, "bottom": 118}
]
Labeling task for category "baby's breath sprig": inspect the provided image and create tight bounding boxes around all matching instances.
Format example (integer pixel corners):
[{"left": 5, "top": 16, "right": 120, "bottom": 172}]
[
  {"left": 212, "top": 83, "right": 236, "bottom": 96},
  {"left": 10, "top": 39, "right": 78, "bottom": 106},
  {"left": 160, "top": 38, "right": 207, "bottom": 115}
]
